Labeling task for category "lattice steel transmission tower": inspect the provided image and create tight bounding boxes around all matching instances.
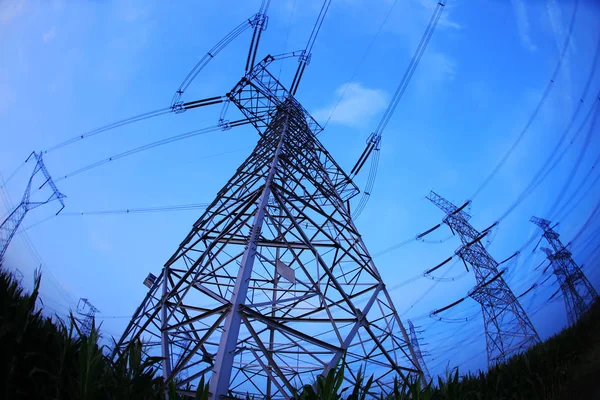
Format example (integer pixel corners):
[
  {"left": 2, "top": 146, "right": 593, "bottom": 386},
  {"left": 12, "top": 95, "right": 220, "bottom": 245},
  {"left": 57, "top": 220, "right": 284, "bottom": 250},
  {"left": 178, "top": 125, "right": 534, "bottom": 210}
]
[
  {"left": 427, "top": 191, "right": 539, "bottom": 367},
  {"left": 14, "top": 268, "right": 24, "bottom": 283},
  {"left": 0, "top": 152, "right": 65, "bottom": 262},
  {"left": 113, "top": 56, "right": 422, "bottom": 399},
  {"left": 530, "top": 216, "right": 598, "bottom": 325},
  {"left": 407, "top": 320, "right": 430, "bottom": 382},
  {"left": 77, "top": 298, "right": 99, "bottom": 336}
]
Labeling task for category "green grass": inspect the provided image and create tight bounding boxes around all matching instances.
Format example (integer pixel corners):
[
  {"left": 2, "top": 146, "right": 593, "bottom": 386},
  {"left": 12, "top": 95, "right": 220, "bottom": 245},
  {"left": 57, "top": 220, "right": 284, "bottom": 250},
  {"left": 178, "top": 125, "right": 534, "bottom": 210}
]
[
  {"left": 1, "top": 264, "right": 598, "bottom": 399},
  {"left": 294, "top": 299, "right": 600, "bottom": 400},
  {"left": 452, "top": 299, "right": 600, "bottom": 399}
]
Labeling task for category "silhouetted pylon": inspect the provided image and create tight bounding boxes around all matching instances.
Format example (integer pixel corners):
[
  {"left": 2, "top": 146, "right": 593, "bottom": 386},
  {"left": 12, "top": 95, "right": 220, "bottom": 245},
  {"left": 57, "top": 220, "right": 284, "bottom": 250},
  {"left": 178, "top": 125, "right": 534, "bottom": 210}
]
[
  {"left": 113, "top": 57, "right": 422, "bottom": 399},
  {"left": 531, "top": 216, "right": 598, "bottom": 325},
  {"left": 427, "top": 191, "right": 539, "bottom": 367}
]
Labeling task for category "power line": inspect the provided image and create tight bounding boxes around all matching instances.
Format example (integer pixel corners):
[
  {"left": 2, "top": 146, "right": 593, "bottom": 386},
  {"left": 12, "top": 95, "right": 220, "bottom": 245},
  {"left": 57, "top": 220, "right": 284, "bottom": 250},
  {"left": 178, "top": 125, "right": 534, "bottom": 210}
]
[
  {"left": 173, "top": 16, "right": 257, "bottom": 105},
  {"left": 113, "top": 60, "right": 426, "bottom": 396},
  {"left": 547, "top": 113, "right": 600, "bottom": 218},
  {"left": 289, "top": 0, "right": 332, "bottom": 95},
  {"left": 54, "top": 120, "right": 252, "bottom": 182},
  {"left": 555, "top": 168, "right": 600, "bottom": 222},
  {"left": 322, "top": 0, "right": 400, "bottom": 129},
  {"left": 374, "top": 3, "right": 446, "bottom": 136},
  {"left": 470, "top": 0, "right": 580, "bottom": 200},
  {"left": 0, "top": 161, "right": 27, "bottom": 190},
  {"left": 44, "top": 95, "right": 226, "bottom": 155},
  {"left": 545, "top": 36, "right": 600, "bottom": 216},
  {"left": 567, "top": 200, "right": 600, "bottom": 246},
  {"left": 552, "top": 146, "right": 600, "bottom": 219},
  {"left": 458, "top": 48, "right": 600, "bottom": 242},
  {"left": 23, "top": 202, "right": 211, "bottom": 231},
  {"left": 61, "top": 203, "right": 211, "bottom": 216},
  {"left": 496, "top": 94, "right": 600, "bottom": 222},
  {"left": 276, "top": 0, "right": 297, "bottom": 82},
  {"left": 371, "top": 221, "right": 445, "bottom": 257},
  {"left": 571, "top": 223, "right": 600, "bottom": 254},
  {"left": 44, "top": 107, "right": 172, "bottom": 154},
  {"left": 351, "top": 1, "right": 447, "bottom": 218},
  {"left": 399, "top": 259, "right": 462, "bottom": 317}
]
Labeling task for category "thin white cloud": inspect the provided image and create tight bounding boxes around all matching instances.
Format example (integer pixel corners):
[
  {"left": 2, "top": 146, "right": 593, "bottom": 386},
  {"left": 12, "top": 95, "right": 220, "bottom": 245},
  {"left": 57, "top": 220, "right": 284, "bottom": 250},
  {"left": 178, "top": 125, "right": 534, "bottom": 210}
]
[
  {"left": 380, "top": 0, "right": 461, "bottom": 49},
  {"left": 0, "top": 0, "right": 27, "bottom": 23},
  {"left": 428, "top": 52, "right": 457, "bottom": 81},
  {"left": 511, "top": 0, "right": 537, "bottom": 52},
  {"left": 417, "top": 0, "right": 462, "bottom": 31},
  {"left": 546, "top": 0, "right": 574, "bottom": 110},
  {"left": 546, "top": 0, "right": 567, "bottom": 50},
  {"left": 43, "top": 27, "right": 56, "bottom": 43},
  {"left": 116, "top": 0, "right": 150, "bottom": 22},
  {"left": 312, "top": 83, "right": 388, "bottom": 128},
  {"left": 378, "top": 0, "right": 460, "bottom": 93},
  {"left": 414, "top": 51, "right": 457, "bottom": 93}
]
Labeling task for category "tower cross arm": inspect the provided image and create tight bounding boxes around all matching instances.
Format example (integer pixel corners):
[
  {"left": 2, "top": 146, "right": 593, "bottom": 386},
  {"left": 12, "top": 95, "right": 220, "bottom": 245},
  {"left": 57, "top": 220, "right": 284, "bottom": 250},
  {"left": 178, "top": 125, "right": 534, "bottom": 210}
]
[{"left": 426, "top": 191, "right": 471, "bottom": 220}]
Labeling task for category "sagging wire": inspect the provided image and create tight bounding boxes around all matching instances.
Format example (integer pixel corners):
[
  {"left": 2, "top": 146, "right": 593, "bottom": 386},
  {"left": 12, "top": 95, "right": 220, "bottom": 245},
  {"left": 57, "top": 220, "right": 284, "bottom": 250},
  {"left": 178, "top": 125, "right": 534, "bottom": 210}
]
[
  {"left": 54, "top": 119, "right": 252, "bottom": 182},
  {"left": 23, "top": 203, "right": 211, "bottom": 231},
  {"left": 322, "top": 0, "right": 400, "bottom": 130},
  {"left": 470, "top": 0, "right": 581, "bottom": 200},
  {"left": 289, "top": 0, "right": 332, "bottom": 95},
  {"left": 350, "top": 1, "right": 447, "bottom": 219}
]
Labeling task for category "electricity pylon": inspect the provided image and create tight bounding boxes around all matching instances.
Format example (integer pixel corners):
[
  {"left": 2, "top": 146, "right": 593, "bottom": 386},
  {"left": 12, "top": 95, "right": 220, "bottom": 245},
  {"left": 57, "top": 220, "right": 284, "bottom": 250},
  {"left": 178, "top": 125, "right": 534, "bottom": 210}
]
[
  {"left": 530, "top": 216, "right": 598, "bottom": 325},
  {"left": 427, "top": 191, "right": 539, "bottom": 367},
  {"left": 77, "top": 298, "right": 100, "bottom": 336},
  {"left": 0, "top": 152, "right": 65, "bottom": 262},
  {"left": 113, "top": 56, "right": 422, "bottom": 399},
  {"left": 407, "top": 320, "right": 430, "bottom": 383}
]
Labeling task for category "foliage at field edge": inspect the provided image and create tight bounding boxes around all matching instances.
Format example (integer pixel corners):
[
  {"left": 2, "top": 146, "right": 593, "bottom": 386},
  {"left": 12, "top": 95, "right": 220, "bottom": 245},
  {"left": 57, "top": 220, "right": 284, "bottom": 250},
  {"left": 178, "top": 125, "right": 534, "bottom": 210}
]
[
  {"left": 292, "top": 298, "right": 600, "bottom": 400},
  {"left": 1, "top": 264, "right": 598, "bottom": 399},
  {"left": 0, "top": 265, "right": 208, "bottom": 400}
]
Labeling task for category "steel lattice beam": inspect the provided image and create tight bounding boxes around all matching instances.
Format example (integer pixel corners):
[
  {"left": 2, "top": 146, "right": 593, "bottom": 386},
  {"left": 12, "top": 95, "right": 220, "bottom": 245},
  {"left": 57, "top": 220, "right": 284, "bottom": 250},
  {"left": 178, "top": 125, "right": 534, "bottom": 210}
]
[
  {"left": 407, "top": 320, "right": 430, "bottom": 382},
  {"left": 531, "top": 216, "right": 598, "bottom": 325},
  {"left": 0, "top": 152, "right": 65, "bottom": 262},
  {"left": 113, "top": 58, "right": 422, "bottom": 399},
  {"left": 427, "top": 191, "right": 539, "bottom": 367}
]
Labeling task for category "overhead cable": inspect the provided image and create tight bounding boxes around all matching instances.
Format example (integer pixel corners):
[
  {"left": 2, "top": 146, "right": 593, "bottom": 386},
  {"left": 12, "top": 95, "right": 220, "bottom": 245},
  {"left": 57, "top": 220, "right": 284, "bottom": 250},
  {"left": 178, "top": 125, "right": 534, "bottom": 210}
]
[
  {"left": 290, "top": 0, "right": 332, "bottom": 95},
  {"left": 496, "top": 93, "right": 600, "bottom": 223},
  {"left": 351, "top": 1, "right": 447, "bottom": 218},
  {"left": 555, "top": 168, "right": 600, "bottom": 222},
  {"left": 61, "top": 203, "right": 210, "bottom": 216},
  {"left": 470, "top": 0, "right": 581, "bottom": 200},
  {"left": 322, "top": 0, "right": 400, "bottom": 130},
  {"left": 44, "top": 95, "right": 226, "bottom": 155},
  {"left": 172, "top": 15, "right": 259, "bottom": 106},
  {"left": 44, "top": 107, "right": 172, "bottom": 154},
  {"left": 567, "top": 199, "right": 600, "bottom": 246},
  {"left": 55, "top": 118, "right": 252, "bottom": 182},
  {"left": 23, "top": 203, "right": 211, "bottom": 231}
]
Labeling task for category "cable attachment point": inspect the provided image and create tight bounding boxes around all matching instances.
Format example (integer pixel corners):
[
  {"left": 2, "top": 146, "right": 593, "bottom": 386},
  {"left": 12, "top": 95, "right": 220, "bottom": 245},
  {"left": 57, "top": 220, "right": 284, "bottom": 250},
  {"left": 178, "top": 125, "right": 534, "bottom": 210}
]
[
  {"left": 251, "top": 13, "right": 268, "bottom": 30},
  {"left": 298, "top": 50, "right": 312, "bottom": 66},
  {"left": 366, "top": 132, "right": 382, "bottom": 149},
  {"left": 218, "top": 119, "right": 231, "bottom": 131},
  {"left": 171, "top": 101, "right": 185, "bottom": 114}
]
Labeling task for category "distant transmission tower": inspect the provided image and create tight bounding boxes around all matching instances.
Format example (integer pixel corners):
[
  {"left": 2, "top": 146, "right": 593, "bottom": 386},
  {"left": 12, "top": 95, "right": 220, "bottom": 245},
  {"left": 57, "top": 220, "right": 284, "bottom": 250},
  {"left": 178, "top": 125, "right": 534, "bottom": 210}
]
[
  {"left": 427, "top": 191, "right": 539, "bottom": 367},
  {"left": 113, "top": 56, "right": 422, "bottom": 398},
  {"left": 77, "top": 298, "right": 99, "bottom": 336},
  {"left": 530, "top": 216, "right": 598, "bottom": 325},
  {"left": 14, "top": 268, "right": 24, "bottom": 283},
  {"left": 407, "top": 320, "right": 430, "bottom": 382},
  {"left": 0, "top": 152, "right": 65, "bottom": 261}
]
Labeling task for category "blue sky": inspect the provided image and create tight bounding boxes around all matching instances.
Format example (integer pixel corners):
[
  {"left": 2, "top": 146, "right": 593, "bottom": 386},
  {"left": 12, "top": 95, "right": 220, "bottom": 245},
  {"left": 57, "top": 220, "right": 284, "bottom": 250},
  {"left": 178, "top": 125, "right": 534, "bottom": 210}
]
[{"left": 1, "top": 0, "right": 599, "bottom": 378}]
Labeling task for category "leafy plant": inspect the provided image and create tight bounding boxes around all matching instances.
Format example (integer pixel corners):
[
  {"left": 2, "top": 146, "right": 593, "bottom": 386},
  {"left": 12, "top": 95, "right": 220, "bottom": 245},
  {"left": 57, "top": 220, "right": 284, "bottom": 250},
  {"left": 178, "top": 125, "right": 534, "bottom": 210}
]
[{"left": 2, "top": 262, "right": 599, "bottom": 400}]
